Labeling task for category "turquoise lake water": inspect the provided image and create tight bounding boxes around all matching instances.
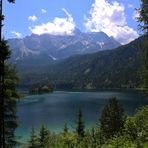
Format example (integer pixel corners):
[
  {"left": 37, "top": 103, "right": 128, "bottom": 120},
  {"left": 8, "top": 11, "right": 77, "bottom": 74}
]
[{"left": 16, "top": 90, "right": 148, "bottom": 141}]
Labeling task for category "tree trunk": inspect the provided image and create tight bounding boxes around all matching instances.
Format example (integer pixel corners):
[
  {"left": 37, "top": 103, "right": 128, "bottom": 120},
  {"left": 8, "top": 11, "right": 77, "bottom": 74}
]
[{"left": 0, "top": 0, "right": 5, "bottom": 147}]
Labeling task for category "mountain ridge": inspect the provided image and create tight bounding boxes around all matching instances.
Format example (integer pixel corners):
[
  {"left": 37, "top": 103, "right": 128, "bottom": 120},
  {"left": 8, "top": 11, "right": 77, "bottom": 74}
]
[
  {"left": 18, "top": 36, "right": 144, "bottom": 89},
  {"left": 8, "top": 30, "right": 120, "bottom": 63}
]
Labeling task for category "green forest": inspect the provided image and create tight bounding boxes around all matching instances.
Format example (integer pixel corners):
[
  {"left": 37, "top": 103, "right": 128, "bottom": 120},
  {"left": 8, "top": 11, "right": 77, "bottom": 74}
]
[{"left": 19, "top": 36, "right": 143, "bottom": 89}]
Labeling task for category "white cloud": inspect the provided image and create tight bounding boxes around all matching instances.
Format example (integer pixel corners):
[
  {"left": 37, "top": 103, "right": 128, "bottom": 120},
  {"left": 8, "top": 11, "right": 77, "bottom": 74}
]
[
  {"left": 84, "top": 0, "right": 139, "bottom": 44},
  {"left": 41, "top": 9, "right": 47, "bottom": 13},
  {"left": 11, "top": 31, "right": 22, "bottom": 38},
  {"left": 28, "top": 15, "right": 38, "bottom": 22},
  {"left": 29, "top": 8, "right": 75, "bottom": 35},
  {"left": 128, "top": 4, "right": 134, "bottom": 8}
]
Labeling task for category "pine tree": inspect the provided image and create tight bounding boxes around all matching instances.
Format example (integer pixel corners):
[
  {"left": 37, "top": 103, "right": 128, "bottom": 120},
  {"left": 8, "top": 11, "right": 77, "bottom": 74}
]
[
  {"left": 4, "top": 64, "right": 19, "bottom": 147},
  {"left": 38, "top": 125, "right": 49, "bottom": 147},
  {"left": 138, "top": 0, "right": 148, "bottom": 35},
  {"left": 28, "top": 126, "right": 38, "bottom": 148},
  {"left": 91, "top": 128, "right": 97, "bottom": 148},
  {"left": 0, "top": 41, "right": 19, "bottom": 147},
  {"left": 95, "top": 123, "right": 103, "bottom": 146},
  {"left": 0, "top": 0, "right": 16, "bottom": 147},
  {"left": 76, "top": 108, "right": 85, "bottom": 139},
  {"left": 62, "top": 123, "right": 70, "bottom": 147},
  {"left": 137, "top": 0, "right": 148, "bottom": 93},
  {"left": 99, "top": 97, "right": 125, "bottom": 139},
  {"left": 63, "top": 123, "right": 68, "bottom": 136}
]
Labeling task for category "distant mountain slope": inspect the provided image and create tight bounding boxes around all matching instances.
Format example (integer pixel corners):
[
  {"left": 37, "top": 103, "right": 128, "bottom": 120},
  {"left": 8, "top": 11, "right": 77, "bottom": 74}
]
[
  {"left": 19, "top": 36, "right": 144, "bottom": 89},
  {"left": 8, "top": 30, "right": 120, "bottom": 65}
]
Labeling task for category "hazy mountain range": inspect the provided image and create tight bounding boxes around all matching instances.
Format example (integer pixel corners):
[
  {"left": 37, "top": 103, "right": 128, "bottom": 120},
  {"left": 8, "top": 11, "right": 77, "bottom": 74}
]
[
  {"left": 8, "top": 29, "right": 120, "bottom": 63},
  {"left": 7, "top": 30, "right": 143, "bottom": 89}
]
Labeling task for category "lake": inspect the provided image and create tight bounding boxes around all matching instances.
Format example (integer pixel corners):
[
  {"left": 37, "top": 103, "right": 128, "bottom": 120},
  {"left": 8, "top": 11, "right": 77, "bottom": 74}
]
[{"left": 17, "top": 90, "right": 148, "bottom": 141}]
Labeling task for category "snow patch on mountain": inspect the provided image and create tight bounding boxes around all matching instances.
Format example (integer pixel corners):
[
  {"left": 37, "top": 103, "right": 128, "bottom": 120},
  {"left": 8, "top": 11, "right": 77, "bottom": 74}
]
[
  {"left": 96, "top": 41, "right": 105, "bottom": 48},
  {"left": 49, "top": 54, "right": 57, "bottom": 60}
]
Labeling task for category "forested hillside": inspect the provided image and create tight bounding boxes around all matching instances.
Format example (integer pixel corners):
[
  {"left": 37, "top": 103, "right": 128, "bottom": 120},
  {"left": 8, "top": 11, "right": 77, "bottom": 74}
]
[{"left": 19, "top": 36, "right": 144, "bottom": 90}]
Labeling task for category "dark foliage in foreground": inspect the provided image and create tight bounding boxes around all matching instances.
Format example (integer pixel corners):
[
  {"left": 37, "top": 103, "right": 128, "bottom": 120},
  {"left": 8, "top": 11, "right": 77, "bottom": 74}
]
[{"left": 25, "top": 99, "right": 148, "bottom": 148}]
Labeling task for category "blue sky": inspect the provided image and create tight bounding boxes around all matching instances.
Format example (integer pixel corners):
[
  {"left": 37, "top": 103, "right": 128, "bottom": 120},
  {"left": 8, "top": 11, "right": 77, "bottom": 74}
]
[{"left": 3, "top": 0, "right": 141, "bottom": 44}]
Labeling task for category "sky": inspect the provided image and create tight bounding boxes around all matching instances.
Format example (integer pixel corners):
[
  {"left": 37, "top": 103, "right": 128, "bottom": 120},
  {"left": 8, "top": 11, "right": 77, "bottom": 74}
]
[{"left": 3, "top": 0, "right": 141, "bottom": 44}]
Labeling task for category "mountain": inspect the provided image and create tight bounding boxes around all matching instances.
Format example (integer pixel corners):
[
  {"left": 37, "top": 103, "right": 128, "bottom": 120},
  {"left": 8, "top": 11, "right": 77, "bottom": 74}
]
[
  {"left": 18, "top": 36, "right": 144, "bottom": 89},
  {"left": 8, "top": 30, "right": 120, "bottom": 64}
]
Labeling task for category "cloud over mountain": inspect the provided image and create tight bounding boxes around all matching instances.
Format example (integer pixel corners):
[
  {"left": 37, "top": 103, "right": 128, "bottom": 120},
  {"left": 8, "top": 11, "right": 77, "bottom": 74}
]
[
  {"left": 29, "top": 8, "right": 75, "bottom": 35},
  {"left": 11, "top": 31, "right": 22, "bottom": 38},
  {"left": 84, "top": 0, "right": 138, "bottom": 44}
]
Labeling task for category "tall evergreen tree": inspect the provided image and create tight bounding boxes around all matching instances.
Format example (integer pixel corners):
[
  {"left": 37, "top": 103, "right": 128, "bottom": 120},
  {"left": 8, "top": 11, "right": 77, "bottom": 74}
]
[
  {"left": 91, "top": 128, "right": 97, "bottom": 148},
  {"left": 99, "top": 97, "right": 125, "bottom": 139},
  {"left": 38, "top": 125, "right": 49, "bottom": 148},
  {"left": 4, "top": 64, "right": 19, "bottom": 147},
  {"left": 95, "top": 123, "right": 103, "bottom": 146},
  {"left": 76, "top": 108, "right": 85, "bottom": 139},
  {"left": 0, "top": 0, "right": 15, "bottom": 148},
  {"left": 138, "top": 0, "right": 148, "bottom": 35},
  {"left": 63, "top": 123, "right": 68, "bottom": 136},
  {"left": 137, "top": 0, "right": 148, "bottom": 93},
  {"left": 28, "top": 126, "right": 38, "bottom": 148},
  {"left": 0, "top": 43, "right": 19, "bottom": 148},
  {"left": 0, "top": 39, "right": 11, "bottom": 148}
]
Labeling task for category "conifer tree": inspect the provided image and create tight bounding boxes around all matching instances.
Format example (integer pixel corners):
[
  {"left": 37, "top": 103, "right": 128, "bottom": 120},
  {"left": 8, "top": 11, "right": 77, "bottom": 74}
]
[
  {"left": 91, "top": 128, "right": 97, "bottom": 148},
  {"left": 76, "top": 108, "right": 85, "bottom": 139},
  {"left": 0, "top": 42, "right": 19, "bottom": 147},
  {"left": 95, "top": 124, "right": 103, "bottom": 146},
  {"left": 63, "top": 123, "right": 68, "bottom": 136},
  {"left": 38, "top": 125, "right": 49, "bottom": 147},
  {"left": 99, "top": 97, "right": 125, "bottom": 139},
  {"left": 28, "top": 126, "right": 38, "bottom": 148},
  {"left": 0, "top": 1, "right": 18, "bottom": 147},
  {"left": 138, "top": 0, "right": 148, "bottom": 35},
  {"left": 137, "top": 0, "right": 148, "bottom": 93},
  {"left": 4, "top": 64, "right": 19, "bottom": 147}
]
